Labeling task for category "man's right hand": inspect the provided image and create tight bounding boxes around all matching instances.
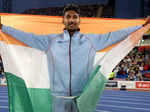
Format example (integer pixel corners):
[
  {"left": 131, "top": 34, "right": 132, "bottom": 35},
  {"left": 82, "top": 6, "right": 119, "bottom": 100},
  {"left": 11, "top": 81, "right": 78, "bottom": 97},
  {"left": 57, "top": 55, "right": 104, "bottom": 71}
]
[{"left": 0, "top": 16, "right": 2, "bottom": 29}]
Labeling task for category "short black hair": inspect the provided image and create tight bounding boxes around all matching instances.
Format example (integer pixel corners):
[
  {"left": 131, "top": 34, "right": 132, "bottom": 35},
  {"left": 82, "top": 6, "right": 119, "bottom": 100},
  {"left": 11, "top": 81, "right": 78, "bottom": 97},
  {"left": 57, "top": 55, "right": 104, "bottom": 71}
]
[{"left": 63, "top": 4, "right": 80, "bottom": 15}]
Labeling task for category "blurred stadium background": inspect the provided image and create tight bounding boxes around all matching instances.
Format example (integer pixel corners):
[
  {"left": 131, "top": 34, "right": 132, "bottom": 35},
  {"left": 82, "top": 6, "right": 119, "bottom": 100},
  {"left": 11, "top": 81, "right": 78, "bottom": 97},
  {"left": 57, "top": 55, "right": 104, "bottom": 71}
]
[{"left": 1, "top": 0, "right": 150, "bottom": 112}]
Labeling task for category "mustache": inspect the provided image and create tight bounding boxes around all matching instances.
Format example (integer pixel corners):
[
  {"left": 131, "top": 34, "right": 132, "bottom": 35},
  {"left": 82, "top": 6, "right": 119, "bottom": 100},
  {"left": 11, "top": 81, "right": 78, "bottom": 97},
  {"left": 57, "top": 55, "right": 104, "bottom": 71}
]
[{"left": 68, "top": 22, "right": 76, "bottom": 25}]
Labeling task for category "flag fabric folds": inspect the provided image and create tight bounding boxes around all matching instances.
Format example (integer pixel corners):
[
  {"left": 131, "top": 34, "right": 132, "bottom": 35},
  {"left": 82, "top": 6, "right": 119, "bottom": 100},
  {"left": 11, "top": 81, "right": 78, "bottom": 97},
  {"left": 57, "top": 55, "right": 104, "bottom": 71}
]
[
  {"left": 75, "top": 25, "right": 148, "bottom": 112},
  {"left": 0, "top": 14, "right": 145, "bottom": 112},
  {"left": 0, "top": 31, "right": 52, "bottom": 112}
]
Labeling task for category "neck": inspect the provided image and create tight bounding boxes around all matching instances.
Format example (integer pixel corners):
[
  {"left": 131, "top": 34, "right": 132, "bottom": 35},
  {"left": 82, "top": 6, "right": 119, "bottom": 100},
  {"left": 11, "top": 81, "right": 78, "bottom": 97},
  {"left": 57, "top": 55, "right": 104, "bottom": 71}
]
[
  {"left": 64, "top": 28, "right": 80, "bottom": 37},
  {"left": 68, "top": 30, "right": 75, "bottom": 37}
]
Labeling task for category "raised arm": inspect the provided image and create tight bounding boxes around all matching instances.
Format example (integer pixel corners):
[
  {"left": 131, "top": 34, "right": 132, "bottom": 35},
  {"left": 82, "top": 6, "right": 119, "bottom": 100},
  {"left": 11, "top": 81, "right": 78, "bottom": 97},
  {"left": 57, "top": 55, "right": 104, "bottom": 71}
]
[
  {"left": 86, "top": 25, "right": 142, "bottom": 51},
  {"left": 1, "top": 25, "right": 52, "bottom": 51},
  {"left": 0, "top": 16, "right": 51, "bottom": 51},
  {"left": 86, "top": 16, "right": 150, "bottom": 52}
]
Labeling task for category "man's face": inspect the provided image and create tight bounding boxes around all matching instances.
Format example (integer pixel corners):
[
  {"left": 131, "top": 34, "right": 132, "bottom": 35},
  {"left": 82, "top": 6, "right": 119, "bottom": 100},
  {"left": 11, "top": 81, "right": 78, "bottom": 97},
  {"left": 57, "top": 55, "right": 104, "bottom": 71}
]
[{"left": 63, "top": 10, "right": 80, "bottom": 31}]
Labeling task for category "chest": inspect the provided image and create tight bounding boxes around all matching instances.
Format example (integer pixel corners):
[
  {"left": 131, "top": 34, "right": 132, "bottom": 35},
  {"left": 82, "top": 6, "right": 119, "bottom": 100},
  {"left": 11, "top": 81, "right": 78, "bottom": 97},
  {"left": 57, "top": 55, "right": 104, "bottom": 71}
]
[{"left": 50, "top": 37, "right": 93, "bottom": 57}]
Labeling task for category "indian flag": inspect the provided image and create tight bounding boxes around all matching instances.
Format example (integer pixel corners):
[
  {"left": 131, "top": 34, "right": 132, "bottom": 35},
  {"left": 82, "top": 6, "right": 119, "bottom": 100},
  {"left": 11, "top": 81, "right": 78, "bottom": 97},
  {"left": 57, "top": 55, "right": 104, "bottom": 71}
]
[
  {"left": 0, "top": 31, "right": 52, "bottom": 112},
  {"left": 0, "top": 14, "right": 146, "bottom": 112},
  {"left": 75, "top": 25, "right": 149, "bottom": 112}
]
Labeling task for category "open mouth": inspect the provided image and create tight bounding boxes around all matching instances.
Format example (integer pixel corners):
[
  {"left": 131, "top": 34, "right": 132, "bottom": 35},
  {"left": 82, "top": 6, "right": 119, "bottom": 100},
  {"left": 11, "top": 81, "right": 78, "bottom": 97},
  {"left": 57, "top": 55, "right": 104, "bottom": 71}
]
[{"left": 69, "top": 24, "right": 75, "bottom": 27}]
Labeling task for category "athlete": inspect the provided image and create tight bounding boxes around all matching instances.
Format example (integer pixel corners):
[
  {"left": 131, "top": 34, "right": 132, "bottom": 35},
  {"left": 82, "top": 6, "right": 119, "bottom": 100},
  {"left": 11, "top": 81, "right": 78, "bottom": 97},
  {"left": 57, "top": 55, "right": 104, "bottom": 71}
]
[{"left": 0, "top": 4, "right": 150, "bottom": 112}]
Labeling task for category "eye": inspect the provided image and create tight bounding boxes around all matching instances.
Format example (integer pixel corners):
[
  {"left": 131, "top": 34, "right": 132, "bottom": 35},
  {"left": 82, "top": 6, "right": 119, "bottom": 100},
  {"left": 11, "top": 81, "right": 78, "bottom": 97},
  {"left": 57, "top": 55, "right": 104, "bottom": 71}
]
[
  {"left": 66, "top": 15, "right": 71, "bottom": 19},
  {"left": 73, "top": 15, "right": 78, "bottom": 19}
]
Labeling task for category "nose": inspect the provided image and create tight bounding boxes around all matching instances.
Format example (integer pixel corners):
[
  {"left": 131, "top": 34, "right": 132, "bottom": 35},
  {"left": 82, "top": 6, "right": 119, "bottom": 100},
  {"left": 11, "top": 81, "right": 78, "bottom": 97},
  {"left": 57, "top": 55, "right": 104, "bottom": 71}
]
[
  {"left": 69, "top": 17, "right": 74, "bottom": 23},
  {"left": 69, "top": 15, "right": 77, "bottom": 22}
]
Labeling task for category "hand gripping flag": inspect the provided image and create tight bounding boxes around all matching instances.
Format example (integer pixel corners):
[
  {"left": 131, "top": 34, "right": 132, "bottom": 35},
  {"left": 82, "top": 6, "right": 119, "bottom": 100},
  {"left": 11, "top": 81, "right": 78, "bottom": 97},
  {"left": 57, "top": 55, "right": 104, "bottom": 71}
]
[{"left": 0, "top": 14, "right": 146, "bottom": 112}]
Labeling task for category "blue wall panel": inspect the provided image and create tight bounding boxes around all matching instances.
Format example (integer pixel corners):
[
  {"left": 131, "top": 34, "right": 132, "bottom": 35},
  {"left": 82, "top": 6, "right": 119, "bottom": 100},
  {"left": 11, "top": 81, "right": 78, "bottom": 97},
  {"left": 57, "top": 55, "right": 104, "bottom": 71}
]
[
  {"left": 0, "top": 0, "right": 3, "bottom": 12},
  {"left": 11, "top": 0, "right": 108, "bottom": 13},
  {"left": 115, "top": 0, "right": 143, "bottom": 18}
]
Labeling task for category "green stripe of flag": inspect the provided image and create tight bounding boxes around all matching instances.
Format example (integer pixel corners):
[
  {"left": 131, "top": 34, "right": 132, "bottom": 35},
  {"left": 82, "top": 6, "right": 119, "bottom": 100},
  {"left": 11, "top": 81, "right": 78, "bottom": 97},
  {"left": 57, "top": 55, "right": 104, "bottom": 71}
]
[
  {"left": 5, "top": 72, "right": 52, "bottom": 112},
  {"left": 75, "top": 65, "right": 107, "bottom": 112}
]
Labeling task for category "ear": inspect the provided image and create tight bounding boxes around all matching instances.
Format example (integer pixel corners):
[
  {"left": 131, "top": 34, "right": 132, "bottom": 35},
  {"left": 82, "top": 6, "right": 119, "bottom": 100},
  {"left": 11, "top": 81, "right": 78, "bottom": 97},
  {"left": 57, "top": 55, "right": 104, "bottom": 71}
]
[
  {"left": 79, "top": 17, "right": 81, "bottom": 24},
  {"left": 62, "top": 17, "right": 66, "bottom": 25},
  {"left": 78, "top": 17, "right": 80, "bottom": 24}
]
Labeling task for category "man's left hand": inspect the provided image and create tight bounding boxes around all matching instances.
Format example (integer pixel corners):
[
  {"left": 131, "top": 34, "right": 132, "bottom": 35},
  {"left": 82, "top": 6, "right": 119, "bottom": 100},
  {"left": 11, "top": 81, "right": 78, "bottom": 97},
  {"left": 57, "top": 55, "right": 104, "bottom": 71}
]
[{"left": 143, "top": 16, "right": 150, "bottom": 27}]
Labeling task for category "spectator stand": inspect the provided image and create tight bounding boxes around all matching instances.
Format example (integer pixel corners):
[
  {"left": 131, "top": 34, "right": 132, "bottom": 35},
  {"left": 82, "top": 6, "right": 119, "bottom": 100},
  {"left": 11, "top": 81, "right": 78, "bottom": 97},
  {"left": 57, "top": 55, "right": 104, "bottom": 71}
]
[{"left": 113, "top": 46, "right": 150, "bottom": 81}]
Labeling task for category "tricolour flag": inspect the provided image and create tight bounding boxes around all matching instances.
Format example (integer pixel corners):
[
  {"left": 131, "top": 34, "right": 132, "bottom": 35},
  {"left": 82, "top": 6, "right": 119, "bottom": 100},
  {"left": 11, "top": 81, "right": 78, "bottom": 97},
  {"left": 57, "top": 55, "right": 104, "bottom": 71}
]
[
  {"left": 0, "top": 14, "right": 146, "bottom": 112},
  {"left": 75, "top": 25, "right": 149, "bottom": 112},
  {"left": 0, "top": 31, "right": 52, "bottom": 112}
]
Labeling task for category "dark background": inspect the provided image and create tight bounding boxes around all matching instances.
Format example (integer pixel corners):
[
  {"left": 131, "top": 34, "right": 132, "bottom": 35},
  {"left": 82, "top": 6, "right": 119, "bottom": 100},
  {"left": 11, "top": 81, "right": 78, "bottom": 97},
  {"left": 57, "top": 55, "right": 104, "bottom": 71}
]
[{"left": 0, "top": 0, "right": 150, "bottom": 18}]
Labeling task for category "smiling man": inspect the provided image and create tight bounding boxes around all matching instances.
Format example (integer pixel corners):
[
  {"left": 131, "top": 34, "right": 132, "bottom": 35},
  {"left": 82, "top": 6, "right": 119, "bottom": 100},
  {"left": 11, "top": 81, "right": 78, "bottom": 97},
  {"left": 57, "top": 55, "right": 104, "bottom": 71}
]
[
  {"left": 63, "top": 5, "right": 80, "bottom": 37},
  {"left": 0, "top": 4, "right": 150, "bottom": 112}
]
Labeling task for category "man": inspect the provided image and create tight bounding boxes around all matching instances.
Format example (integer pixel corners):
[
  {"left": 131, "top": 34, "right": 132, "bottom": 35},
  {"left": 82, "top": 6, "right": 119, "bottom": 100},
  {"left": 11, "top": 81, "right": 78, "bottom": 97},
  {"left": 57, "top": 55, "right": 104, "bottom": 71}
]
[{"left": 0, "top": 4, "right": 150, "bottom": 112}]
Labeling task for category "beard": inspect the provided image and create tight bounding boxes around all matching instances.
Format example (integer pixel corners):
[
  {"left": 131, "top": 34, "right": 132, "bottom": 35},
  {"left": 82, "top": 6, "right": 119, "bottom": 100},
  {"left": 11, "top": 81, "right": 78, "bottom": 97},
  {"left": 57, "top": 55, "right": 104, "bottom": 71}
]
[
  {"left": 66, "top": 26, "right": 80, "bottom": 32},
  {"left": 68, "top": 28, "right": 77, "bottom": 32}
]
